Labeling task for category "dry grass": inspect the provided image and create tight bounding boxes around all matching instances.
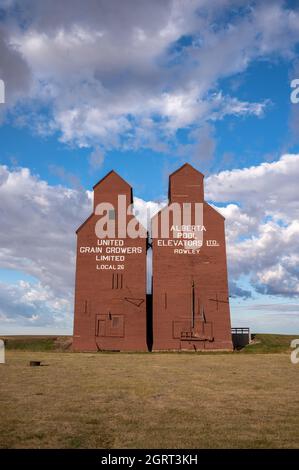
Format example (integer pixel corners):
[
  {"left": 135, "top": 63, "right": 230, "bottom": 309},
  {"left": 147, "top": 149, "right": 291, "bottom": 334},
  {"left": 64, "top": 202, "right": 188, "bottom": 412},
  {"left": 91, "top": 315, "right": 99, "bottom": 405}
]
[{"left": 0, "top": 351, "right": 299, "bottom": 449}]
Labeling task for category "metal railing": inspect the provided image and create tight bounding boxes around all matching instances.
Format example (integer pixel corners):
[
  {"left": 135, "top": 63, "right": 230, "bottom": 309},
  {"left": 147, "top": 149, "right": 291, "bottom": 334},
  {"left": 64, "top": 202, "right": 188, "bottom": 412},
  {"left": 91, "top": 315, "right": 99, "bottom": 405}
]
[{"left": 231, "top": 327, "right": 250, "bottom": 335}]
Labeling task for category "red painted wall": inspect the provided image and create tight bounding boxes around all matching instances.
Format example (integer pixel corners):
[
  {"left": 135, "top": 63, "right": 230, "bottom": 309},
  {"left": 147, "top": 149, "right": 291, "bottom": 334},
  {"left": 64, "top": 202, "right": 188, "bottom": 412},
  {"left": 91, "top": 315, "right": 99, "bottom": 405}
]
[
  {"left": 73, "top": 171, "right": 147, "bottom": 351},
  {"left": 152, "top": 164, "right": 233, "bottom": 351}
]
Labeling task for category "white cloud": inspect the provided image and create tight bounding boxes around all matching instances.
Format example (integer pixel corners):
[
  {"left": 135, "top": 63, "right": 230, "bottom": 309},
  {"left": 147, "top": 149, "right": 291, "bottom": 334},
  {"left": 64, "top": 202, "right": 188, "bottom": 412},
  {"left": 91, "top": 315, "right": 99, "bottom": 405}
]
[
  {"left": 206, "top": 153, "right": 299, "bottom": 221},
  {"left": 0, "top": 164, "right": 91, "bottom": 301},
  {"left": 1, "top": 0, "right": 297, "bottom": 150},
  {"left": 0, "top": 280, "right": 71, "bottom": 329},
  {"left": 0, "top": 28, "right": 31, "bottom": 108},
  {"left": 206, "top": 153, "right": 299, "bottom": 297}
]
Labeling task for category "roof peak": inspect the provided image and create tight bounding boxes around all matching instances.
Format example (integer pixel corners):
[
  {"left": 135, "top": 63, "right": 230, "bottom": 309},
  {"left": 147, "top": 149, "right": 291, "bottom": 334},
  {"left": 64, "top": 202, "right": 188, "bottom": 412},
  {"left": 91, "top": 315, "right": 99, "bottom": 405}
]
[
  {"left": 169, "top": 163, "right": 204, "bottom": 178},
  {"left": 93, "top": 170, "right": 132, "bottom": 190}
]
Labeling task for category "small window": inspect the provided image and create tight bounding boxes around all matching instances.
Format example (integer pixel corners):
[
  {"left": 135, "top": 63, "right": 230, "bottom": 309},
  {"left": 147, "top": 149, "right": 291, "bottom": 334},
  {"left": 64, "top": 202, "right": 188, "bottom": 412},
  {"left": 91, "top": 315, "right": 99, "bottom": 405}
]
[
  {"left": 112, "top": 316, "right": 119, "bottom": 328},
  {"left": 109, "top": 209, "right": 115, "bottom": 220}
]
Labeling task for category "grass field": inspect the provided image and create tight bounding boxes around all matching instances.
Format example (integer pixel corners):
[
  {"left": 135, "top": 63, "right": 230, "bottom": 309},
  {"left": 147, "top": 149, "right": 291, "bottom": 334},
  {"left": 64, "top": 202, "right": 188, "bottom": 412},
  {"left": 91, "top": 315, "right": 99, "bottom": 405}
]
[
  {"left": 1, "top": 333, "right": 297, "bottom": 353},
  {"left": 1, "top": 346, "right": 299, "bottom": 448}
]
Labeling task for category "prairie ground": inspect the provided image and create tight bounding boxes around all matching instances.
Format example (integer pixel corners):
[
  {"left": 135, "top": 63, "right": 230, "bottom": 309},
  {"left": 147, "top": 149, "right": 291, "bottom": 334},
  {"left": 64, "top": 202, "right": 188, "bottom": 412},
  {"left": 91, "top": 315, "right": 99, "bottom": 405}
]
[{"left": 0, "top": 350, "right": 299, "bottom": 448}]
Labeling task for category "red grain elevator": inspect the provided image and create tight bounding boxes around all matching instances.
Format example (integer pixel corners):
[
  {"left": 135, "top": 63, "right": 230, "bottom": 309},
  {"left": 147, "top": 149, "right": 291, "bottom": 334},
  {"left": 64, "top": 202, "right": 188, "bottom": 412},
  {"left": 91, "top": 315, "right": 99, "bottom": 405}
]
[
  {"left": 152, "top": 163, "right": 233, "bottom": 351},
  {"left": 73, "top": 171, "right": 147, "bottom": 351}
]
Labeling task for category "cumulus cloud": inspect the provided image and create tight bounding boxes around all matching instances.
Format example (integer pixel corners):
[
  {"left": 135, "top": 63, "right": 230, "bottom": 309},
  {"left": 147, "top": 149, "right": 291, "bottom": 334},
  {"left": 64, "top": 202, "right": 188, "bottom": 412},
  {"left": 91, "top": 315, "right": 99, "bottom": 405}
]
[
  {"left": 0, "top": 280, "right": 71, "bottom": 330},
  {"left": 0, "top": 165, "right": 91, "bottom": 321},
  {"left": 207, "top": 153, "right": 299, "bottom": 221},
  {"left": 1, "top": 0, "right": 298, "bottom": 151},
  {"left": 0, "top": 27, "right": 31, "bottom": 126},
  {"left": 206, "top": 153, "right": 299, "bottom": 297}
]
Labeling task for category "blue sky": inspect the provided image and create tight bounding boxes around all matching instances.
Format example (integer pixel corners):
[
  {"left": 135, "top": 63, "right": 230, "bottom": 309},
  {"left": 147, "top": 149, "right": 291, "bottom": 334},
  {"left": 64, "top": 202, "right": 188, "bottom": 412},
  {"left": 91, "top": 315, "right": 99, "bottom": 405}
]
[{"left": 1, "top": 0, "right": 299, "bottom": 334}]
